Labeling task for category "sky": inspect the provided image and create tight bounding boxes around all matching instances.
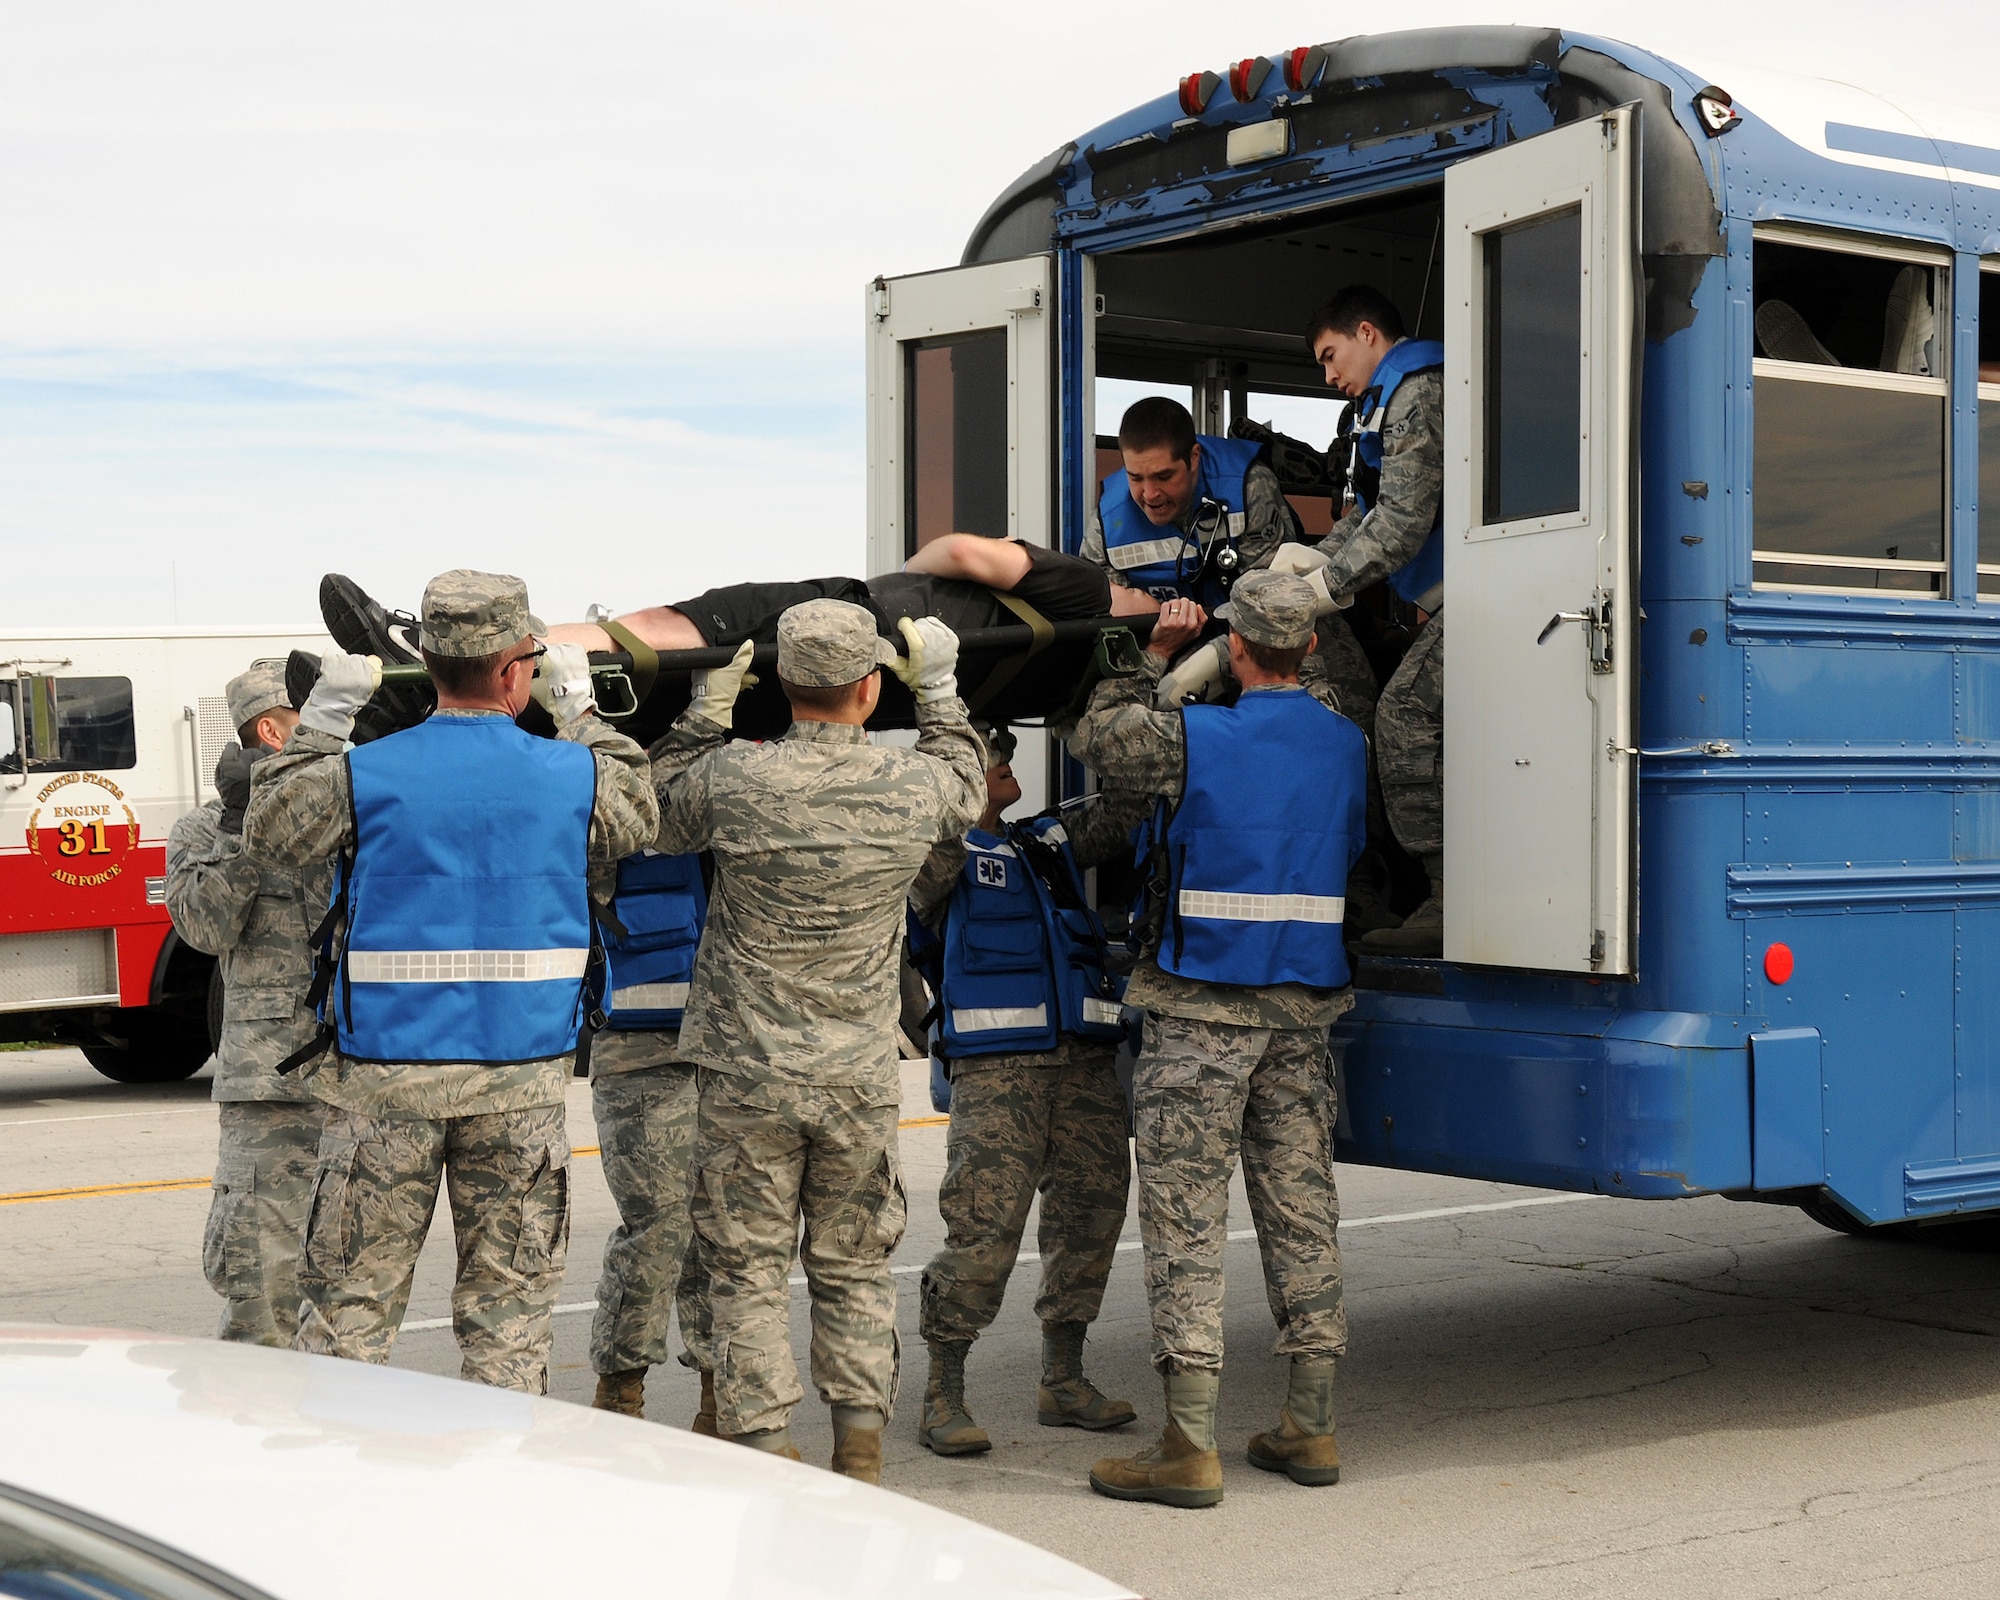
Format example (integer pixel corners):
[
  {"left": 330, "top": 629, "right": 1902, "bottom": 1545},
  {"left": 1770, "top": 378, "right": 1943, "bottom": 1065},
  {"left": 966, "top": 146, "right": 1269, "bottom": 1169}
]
[{"left": 1, "top": 1, "right": 1993, "bottom": 631}]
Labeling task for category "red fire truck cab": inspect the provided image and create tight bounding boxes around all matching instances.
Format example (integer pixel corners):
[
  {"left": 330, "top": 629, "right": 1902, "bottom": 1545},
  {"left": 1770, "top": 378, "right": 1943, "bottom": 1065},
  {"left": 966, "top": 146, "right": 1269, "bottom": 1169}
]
[{"left": 3, "top": 627, "right": 328, "bottom": 1082}]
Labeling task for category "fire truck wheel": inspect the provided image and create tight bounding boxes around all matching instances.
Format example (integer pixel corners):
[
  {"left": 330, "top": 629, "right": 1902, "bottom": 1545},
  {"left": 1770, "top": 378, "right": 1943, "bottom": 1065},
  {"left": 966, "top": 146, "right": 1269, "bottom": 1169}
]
[{"left": 80, "top": 1016, "right": 210, "bottom": 1085}]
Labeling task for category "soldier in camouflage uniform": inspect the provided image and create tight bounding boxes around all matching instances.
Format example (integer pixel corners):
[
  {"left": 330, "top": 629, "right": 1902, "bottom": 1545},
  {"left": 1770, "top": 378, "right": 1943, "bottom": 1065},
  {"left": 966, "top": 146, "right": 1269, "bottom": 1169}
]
[
  {"left": 244, "top": 571, "right": 657, "bottom": 1394},
  {"left": 909, "top": 726, "right": 1148, "bottom": 1456},
  {"left": 1304, "top": 287, "right": 1448, "bottom": 955},
  {"left": 1070, "top": 572, "right": 1361, "bottom": 1508},
  {"left": 586, "top": 1014, "right": 714, "bottom": 1429},
  {"left": 165, "top": 659, "right": 331, "bottom": 1347},
  {"left": 650, "top": 599, "right": 984, "bottom": 1482}
]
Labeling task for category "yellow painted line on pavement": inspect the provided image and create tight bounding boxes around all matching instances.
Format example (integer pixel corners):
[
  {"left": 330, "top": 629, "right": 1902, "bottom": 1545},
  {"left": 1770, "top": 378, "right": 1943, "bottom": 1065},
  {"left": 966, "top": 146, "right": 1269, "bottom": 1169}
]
[
  {"left": 1, "top": 1176, "right": 213, "bottom": 1207},
  {"left": 0, "top": 1116, "right": 948, "bottom": 1208}
]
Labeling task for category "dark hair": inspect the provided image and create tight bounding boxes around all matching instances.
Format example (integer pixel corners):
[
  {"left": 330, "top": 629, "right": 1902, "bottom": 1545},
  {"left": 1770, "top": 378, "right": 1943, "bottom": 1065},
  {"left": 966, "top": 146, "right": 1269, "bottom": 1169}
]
[
  {"left": 1306, "top": 286, "right": 1408, "bottom": 347},
  {"left": 1117, "top": 396, "right": 1197, "bottom": 463},
  {"left": 1235, "top": 635, "right": 1312, "bottom": 678},
  {"left": 237, "top": 709, "right": 293, "bottom": 749},
  {"left": 781, "top": 674, "right": 871, "bottom": 714},
  {"left": 422, "top": 646, "right": 507, "bottom": 698}
]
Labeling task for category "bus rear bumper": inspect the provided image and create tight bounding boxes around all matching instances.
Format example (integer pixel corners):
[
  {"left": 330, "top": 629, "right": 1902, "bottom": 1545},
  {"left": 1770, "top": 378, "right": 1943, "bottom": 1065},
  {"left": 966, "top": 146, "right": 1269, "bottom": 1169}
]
[{"left": 1331, "top": 1000, "right": 1755, "bottom": 1199}]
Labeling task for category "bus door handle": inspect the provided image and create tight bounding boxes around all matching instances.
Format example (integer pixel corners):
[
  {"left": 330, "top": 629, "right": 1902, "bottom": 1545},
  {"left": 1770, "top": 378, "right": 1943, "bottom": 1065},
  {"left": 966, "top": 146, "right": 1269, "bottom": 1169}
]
[{"left": 1537, "top": 595, "right": 1615, "bottom": 674}]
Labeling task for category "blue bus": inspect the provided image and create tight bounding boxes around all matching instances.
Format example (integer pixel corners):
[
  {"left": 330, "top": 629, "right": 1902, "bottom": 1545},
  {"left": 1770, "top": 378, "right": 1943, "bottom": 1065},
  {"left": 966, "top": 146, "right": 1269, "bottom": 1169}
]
[{"left": 864, "top": 26, "right": 2000, "bottom": 1231}]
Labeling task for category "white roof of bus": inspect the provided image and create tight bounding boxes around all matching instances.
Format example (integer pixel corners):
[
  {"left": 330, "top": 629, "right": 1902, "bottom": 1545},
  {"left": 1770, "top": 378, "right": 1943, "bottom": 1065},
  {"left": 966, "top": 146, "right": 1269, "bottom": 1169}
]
[{"left": 1667, "top": 51, "right": 2000, "bottom": 194}]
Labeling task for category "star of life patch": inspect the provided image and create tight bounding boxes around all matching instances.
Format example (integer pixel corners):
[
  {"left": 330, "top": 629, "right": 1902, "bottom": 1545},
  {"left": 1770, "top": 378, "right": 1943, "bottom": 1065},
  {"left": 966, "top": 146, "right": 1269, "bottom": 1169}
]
[{"left": 975, "top": 855, "right": 1008, "bottom": 889}]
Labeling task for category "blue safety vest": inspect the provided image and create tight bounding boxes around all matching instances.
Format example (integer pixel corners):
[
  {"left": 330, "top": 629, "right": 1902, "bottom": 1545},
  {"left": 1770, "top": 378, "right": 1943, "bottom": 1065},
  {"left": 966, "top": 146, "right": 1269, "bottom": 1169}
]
[
  {"left": 332, "top": 715, "right": 596, "bottom": 1065},
  {"left": 1350, "top": 338, "right": 1445, "bottom": 609},
  {"left": 1140, "top": 688, "right": 1366, "bottom": 991},
  {"left": 933, "top": 816, "right": 1127, "bottom": 1059},
  {"left": 600, "top": 850, "right": 706, "bottom": 1031},
  {"left": 1099, "top": 434, "right": 1263, "bottom": 604}
]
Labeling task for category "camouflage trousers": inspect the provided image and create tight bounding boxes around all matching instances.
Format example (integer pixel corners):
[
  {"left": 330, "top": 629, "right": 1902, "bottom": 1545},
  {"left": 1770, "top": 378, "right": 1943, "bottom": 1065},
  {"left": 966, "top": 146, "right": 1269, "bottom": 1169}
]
[
  {"left": 203, "top": 1100, "right": 325, "bottom": 1347},
  {"left": 918, "top": 1052, "right": 1131, "bottom": 1345},
  {"left": 590, "top": 1064, "right": 713, "bottom": 1375},
  {"left": 1132, "top": 1014, "right": 1346, "bottom": 1374},
  {"left": 692, "top": 1073, "right": 906, "bottom": 1437},
  {"left": 1378, "top": 610, "right": 1444, "bottom": 859},
  {"left": 294, "top": 1103, "right": 570, "bottom": 1394}
]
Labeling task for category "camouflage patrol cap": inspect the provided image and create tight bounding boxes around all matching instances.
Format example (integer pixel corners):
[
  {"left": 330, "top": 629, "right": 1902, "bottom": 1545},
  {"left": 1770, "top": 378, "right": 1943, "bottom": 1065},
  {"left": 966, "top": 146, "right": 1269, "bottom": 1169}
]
[
  {"left": 419, "top": 569, "right": 545, "bottom": 659},
  {"left": 1220, "top": 570, "right": 1317, "bottom": 650},
  {"left": 972, "top": 721, "right": 1018, "bottom": 767},
  {"left": 776, "top": 598, "right": 897, "bottom": 688},
  {"left": 225, "top": 658, "right": 291, "bottom": 731}
]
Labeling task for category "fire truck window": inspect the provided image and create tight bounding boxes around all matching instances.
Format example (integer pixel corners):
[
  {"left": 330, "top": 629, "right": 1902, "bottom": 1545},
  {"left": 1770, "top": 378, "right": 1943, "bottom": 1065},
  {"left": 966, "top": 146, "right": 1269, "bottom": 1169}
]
[
  {"left": 1979, "top": 269, "right": 2000, "bottom": 597},
  {"left": 906, "top": 329, "right": 1008, "bottom": 557},
  {"left": 0, "top": 699, "right": 15, "bottom": 771},
  {"left": 1482, "top": 205, "right": 1583, "bottom": 525},
  {"left": 21, "top": 676, "right": 137, "bottom": 772},
  {"left": 1752, "top": 238, "right": 1947, "bottom": 595}
]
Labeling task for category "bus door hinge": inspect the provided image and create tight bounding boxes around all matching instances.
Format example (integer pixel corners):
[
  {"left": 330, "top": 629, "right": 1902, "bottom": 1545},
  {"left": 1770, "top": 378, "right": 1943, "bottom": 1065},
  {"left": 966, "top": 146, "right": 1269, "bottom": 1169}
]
[
  {"left": 1602, "top": 115, "right": 1620, "bottom": 150},
  {"left": 1536, "top": 591, "right": 1614, "bottom": 674},
  {"left": 1589, "top": 929, "right": 1606, "bottom": 969}
]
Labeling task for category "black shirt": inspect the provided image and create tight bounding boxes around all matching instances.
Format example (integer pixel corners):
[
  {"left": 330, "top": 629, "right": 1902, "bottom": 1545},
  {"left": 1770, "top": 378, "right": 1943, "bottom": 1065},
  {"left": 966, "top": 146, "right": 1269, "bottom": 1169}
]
[{"left": 867, "top": 543, "right": 1112, "bottom": 635}]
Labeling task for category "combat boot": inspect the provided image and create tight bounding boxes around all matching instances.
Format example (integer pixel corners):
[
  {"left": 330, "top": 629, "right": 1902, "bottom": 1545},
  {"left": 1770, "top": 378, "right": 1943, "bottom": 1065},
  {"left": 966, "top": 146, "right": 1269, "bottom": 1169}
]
[
  {"left": 317, "top": 573, "right": 436, "bottom": 743},
  {"left": 1087, "top": 1372, "right": 1224, "bottom": 1508},
  {"left": 918, "top": 1341, "right": 990, "bottom": 1456},
  {"left": 1246, "top": 1359, "right": 1341, "bottom": 1487},
  {"left": 1038, "top": 1321, "right": 1136, "bottom": 1431},
  {"left": 691, "top": 1368, "right": 718, "bottom": 1437},
  {"left": 724, "top": 1426, "right": 802, "bottom": 1462},
  {"left": 831, "top": 1406, "right": 886, "bottom": 1484},
  {"left": 591, "top": 1367, "right": 646, "bottom": 1419},
  {"left": 1358, "top": 853, "right": 1443, "bottom": 958}
]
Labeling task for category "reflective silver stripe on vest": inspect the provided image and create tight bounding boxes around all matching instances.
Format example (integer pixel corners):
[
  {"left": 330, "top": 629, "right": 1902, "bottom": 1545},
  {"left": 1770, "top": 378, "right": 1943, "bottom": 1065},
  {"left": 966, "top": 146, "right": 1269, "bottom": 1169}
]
[
  {"left": 610, "top": 982, "right": 690, "bottom": 1010},
  {"left": 347, "top": 949, "right": 590, "bottom": 983},
  {"left": 1107, "top": 534, "right": 1188, "bottom": 571},
  {"left": 1080, "top": 996, "right": 1124, "bottom": 1027},
  {"left": 1177, "top": 891, "right": 1346, "bottom": 925},
  {"left": 951, "top": 1004, "right": 1049, "bottom": 1034}
]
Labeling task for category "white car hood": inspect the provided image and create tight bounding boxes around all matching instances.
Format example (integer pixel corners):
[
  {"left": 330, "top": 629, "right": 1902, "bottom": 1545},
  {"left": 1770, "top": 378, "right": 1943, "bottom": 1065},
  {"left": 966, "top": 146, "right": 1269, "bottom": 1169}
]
[{"left": 0, "top": 1326, "right": 1136, "bottom": 1600}]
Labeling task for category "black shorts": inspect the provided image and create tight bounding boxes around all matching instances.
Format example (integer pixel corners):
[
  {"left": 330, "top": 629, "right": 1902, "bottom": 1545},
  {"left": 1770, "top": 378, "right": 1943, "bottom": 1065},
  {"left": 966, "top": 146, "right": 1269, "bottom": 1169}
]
[{"left": 668, "top": 577, "right": 889, "bottom": 647}]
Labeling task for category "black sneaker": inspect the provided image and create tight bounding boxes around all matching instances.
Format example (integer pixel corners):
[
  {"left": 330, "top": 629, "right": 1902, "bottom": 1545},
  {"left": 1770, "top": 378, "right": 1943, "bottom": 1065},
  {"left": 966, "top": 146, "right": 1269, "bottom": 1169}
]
[
  {"left": 317, "top": 574, "right": 432, "bottom": 742},
  {"left": 319, "top": 574, "right": 422, "bottom": 664}
]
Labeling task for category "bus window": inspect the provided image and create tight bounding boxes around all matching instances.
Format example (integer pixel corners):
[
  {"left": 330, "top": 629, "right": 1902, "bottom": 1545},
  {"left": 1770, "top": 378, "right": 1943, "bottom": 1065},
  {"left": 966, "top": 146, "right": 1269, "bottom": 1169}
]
[
  {"left": 905, "top": 330, "right": 1008, "bottom": 555},
  {"left": 1751, "top": 234, "right": 1948, "bottom": 596},
  {"left": 1979, "top": 266, "right": 2000, "bottom": 599},
  {"left": 16, "top": 676, "right": 137, "bottom": 772}
]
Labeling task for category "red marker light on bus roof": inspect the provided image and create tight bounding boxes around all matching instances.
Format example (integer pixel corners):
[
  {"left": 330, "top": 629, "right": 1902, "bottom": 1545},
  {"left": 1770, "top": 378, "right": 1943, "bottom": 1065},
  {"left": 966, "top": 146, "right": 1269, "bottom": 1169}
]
[
  {"left": 1178, "top": 71, "right": 1219, "bottom": 116},
  {"left": 1228, "top": 57, "right": 1272, "bottom": 102},
  {"left": 1764, "top": 942, "right": 1794, "bottom": 985},
  {"left": 1283, "top": 45, "right": 1326, "bottom": 93}
]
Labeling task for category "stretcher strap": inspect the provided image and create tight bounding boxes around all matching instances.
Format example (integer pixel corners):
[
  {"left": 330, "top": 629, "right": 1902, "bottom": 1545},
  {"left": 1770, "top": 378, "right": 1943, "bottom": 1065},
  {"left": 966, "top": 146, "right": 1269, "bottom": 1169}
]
[
  {"left": 600, "top": 619, "right": 659, "bottom": 710},
  {"left": 966, "top": 590, "right": 1055, "bottom": 715}
]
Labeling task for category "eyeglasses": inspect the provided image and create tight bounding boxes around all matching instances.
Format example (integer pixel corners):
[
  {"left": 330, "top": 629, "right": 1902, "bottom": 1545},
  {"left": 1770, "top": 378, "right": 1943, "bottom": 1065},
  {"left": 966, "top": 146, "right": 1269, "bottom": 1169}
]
[{"left": 503, "top": 645, "right": 548, "bottom": 675}]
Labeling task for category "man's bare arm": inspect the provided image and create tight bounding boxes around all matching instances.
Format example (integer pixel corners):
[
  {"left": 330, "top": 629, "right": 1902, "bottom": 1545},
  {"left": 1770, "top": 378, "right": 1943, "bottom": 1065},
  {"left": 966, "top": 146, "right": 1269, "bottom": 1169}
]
[{"left": 902, "top": 534, "right": 1033, "bottom": 590}]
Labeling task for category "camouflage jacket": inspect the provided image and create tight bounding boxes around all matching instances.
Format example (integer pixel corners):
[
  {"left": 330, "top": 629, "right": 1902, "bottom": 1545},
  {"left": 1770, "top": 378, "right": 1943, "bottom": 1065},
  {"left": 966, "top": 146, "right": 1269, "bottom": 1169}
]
[
  {"left": 241, "top": 710, "right": 658, "bottom": 1119},
  {"left": 165, "top": 800, "right": 333, "bottom": 1104},
  {"left": 1316, "top": 369, "right": 1445, "bottom": 602},
  {"left": 1069, "top": 653, "right": 1355, "bottom": 1031},
  {"left": 650, "top": 698, "right": 985, "bottom": 1091},
  {"left": 910, "top": 785, "right": 1153, "bottom": 1071},
  {"left": 588, "top": 1028, "right": 691, "bottom": 1078},
  {"left": 1081, "top": 459, "right": 1300, "bottom": 588}
]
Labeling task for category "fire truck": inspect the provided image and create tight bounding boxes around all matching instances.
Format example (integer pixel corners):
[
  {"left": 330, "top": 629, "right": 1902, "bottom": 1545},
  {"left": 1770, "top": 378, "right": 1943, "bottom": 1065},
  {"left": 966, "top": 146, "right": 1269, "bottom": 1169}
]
[{"left": 2, "top": 627, "right": 329, "bottom": 1082}]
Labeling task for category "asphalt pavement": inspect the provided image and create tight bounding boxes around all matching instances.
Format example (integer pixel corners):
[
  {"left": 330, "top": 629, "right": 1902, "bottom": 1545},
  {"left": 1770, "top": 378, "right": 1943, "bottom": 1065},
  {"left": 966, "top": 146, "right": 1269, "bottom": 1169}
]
[{"left": 6, "top": 1045, "right": 2000, "bottom": 1599}]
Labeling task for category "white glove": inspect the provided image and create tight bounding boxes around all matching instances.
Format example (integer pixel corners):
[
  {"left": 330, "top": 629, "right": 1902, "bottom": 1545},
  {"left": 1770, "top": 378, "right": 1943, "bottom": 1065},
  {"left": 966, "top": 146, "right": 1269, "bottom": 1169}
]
[
  {"left": 298, "top": 648, "right": 381, "bottom": 740},
  {"left": 690, "top": 640, "right": 758, "bottom": 724},
  {"left": 891, "top": 616, "right": 961, "bottom": 704},
  {"left": 531, "top": 641, "right": 596, "bottom": 729},
  {"left": 1267, "top": 543, "right": 1349, "bottom": 615},
  {"left": 1155, "top": 635, "right": 1234, "bottom": 709}
]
